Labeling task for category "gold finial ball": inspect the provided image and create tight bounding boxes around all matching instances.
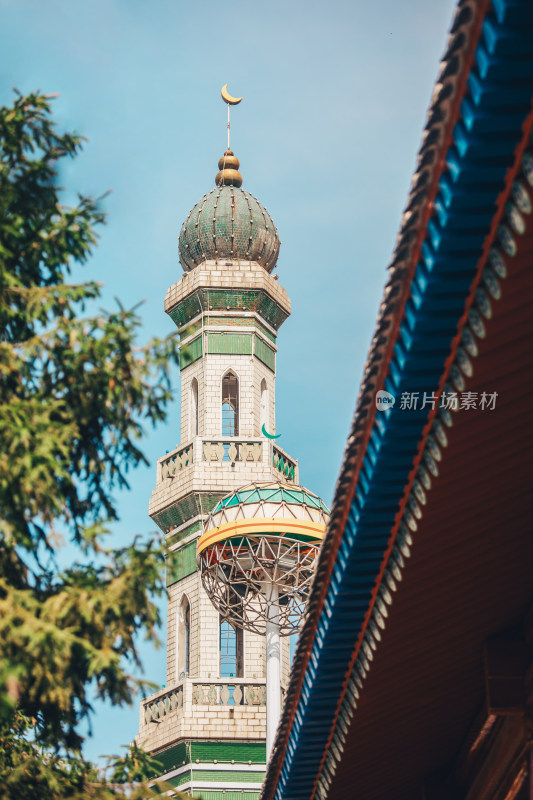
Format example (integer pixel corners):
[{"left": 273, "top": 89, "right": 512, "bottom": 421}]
[
  {"left": 218, "top": 151, "right": 239, "bottom": 171},
  {"left": 215, "top": 149, "right": 243, "bottom": 188}
]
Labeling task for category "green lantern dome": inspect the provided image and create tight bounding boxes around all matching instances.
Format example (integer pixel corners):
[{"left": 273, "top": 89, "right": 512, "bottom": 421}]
[
  {"left": 206, "top": 482, "right": 330, "bottom": 526},
  {"left": 197, "top": 482, "right": 330, "bottom": 636},
  {"left": 178, "top": 151, "right": 281, "bottom": 273}
]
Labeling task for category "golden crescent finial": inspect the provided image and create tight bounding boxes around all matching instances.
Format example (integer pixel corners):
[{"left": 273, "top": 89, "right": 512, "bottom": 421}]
[{"left": 221, "top": 84, "right": 243, "bottom": 105}]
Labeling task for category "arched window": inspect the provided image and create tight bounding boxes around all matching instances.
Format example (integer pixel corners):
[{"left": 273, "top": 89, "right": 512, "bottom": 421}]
[
  {"left": 190, "top": 378, "right": 199, "bottom": 437},
  {"left": 222, "top": 371, "right": 239, "bottom": 436},
  {"left": 220, "top": 618, "right": 243, "bottom": 678},
  {"left": 260, "top": 378, "right": 269, "bottom": 431},
  {"left": 177, "top": 596, "right": 190, "bottom": 680}
]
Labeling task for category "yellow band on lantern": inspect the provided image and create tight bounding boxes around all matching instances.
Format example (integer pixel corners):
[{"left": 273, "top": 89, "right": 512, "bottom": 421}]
[{"left": 197, "top": 517, "right": 326, "bottom": 557}]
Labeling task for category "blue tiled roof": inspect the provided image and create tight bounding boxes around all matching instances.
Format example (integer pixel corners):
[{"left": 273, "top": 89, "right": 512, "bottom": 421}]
[{"left": 262, "top": 2, "right": 533, "bottom": 798}]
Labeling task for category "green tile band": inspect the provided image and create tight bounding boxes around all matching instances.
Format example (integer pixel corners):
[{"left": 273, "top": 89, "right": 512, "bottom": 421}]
[
  {"left": 152, "top": 492, "right": 225, "bottom": 532},
  {"left": 173, "top": 790, "right": 260, "bottom": 800},
  {"left": 201, "top": 315, "right": 277, "bottom": 343},
  {"left": 166, "top": 540, "right": 198, "bottom": 586},
  {"left": 166, "top": 519, "right": 202, "bottom": 548},
  {"left": 180, "top": 334, "right": 202, "bottom": 369},
  {"left": 206, "top": 332, "right": 253, "bottom": 355},
  {"left": 169, "top": 769, "right": 264, "bottom": 787},
  {"left": 169, "top": 289, "right": 288, "bottom": 330},
  {"left": 254, "top": 335, "right": 275, "bottom": 372},
  {"left": 153, "top": 740, "right": 266, "bottom": 772}
]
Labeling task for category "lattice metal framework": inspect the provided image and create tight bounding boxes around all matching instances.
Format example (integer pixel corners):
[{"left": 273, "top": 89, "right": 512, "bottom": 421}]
[{"left": 197, "top": 482, "right": 329, "bottom": 635}]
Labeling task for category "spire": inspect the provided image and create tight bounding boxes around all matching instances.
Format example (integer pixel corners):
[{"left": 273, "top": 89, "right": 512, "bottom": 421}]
[
  {"left": 217, "top": 85, "right": 243, "bottom": 187},
  {"left": 215, "top": 150, "right": 243, "bottom": 187}
]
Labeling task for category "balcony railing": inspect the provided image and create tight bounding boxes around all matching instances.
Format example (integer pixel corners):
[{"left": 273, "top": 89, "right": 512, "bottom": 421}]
[
  {"left": 272, "top": 444, "right": 297, "bottom": 482},
  {"left": 143, "top": 683, "right": 184, "bottom": 724},
  {"left": 141, "top": 678, "right": 269, "bottom": 727},
  {"left": 156, "top": 438, "right": 298, "bottom": 484},
  {"left": 202, "top": 438, "right": 263, "bottom": 464},
  {"left": 159, "top": 442, "right": 193, "bottom": 481},
  {"left": 192, "top": 679, "right": 266, "bottom": 706}
]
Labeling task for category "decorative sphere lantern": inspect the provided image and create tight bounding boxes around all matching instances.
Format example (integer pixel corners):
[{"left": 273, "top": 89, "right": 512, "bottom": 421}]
[{"left": 197, "top": 481, "right": 329, "bottom": 755}]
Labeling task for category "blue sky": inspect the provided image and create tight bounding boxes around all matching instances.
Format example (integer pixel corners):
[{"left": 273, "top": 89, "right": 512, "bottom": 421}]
[{"left": 1, "top": 0, "right": 456, "bottom": 764}]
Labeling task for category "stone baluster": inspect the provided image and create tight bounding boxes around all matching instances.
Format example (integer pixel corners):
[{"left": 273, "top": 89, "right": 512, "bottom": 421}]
[{"left": 220, "top": 684, "right": 230, "bottom": 705}]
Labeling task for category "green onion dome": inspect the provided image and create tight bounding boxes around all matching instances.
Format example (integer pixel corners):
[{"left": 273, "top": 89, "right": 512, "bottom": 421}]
[{"left": 178, "top": 151, "right": 280, "bottom": 273}]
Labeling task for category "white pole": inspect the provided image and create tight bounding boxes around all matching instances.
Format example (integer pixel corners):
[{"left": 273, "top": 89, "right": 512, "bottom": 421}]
[{"left": 265, "top": 582, "right": 281, "bottom": 760}]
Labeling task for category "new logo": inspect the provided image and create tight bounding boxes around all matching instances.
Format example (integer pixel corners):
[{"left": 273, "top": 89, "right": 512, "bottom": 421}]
[{"left": 375, "top": 390, "right": 395, "bottom": 411}]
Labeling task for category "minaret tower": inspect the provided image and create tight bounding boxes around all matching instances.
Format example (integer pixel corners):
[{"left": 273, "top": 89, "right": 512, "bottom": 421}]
[{"left": 136, "top": 101, "right": 304, "bottom": 797}]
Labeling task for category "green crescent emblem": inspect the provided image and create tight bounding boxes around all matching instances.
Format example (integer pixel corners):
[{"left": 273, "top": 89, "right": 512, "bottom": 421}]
[{"left": 262, "top": 423, "right": 281, "bottom": 440}]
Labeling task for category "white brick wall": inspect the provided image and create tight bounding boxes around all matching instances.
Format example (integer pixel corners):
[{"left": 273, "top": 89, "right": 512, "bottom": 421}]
[{"left": 180, "top": 335, "right": 277, "bottom": 442}]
